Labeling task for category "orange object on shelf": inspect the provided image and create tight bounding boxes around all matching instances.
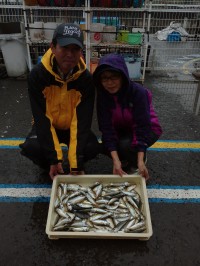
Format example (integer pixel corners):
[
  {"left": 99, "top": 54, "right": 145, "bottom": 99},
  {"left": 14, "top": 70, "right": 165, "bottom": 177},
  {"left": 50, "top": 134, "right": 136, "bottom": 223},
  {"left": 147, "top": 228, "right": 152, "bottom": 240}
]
[{"left": 24, "top": 0, "right": 38, "bottom": 5}]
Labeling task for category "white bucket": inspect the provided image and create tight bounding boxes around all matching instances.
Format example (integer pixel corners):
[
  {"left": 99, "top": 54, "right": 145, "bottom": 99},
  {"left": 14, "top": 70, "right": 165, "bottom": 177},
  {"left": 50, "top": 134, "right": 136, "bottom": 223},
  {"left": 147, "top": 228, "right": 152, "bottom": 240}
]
[
  {"left": 103, "top": 26, "right": 116, "bottom": 43},
  {"left": 44, "top": 22, "right": 58, "bottom": 41},
  {"left": 132, "top": 27, "right": 145, "bottom": 33},
  {"left": 0, "top": 37, "right": 27, "bottom": 77},
  {"left": 29, "top": 22, "right": 44, "bottom": 41},
  {"left": 90, "top": 23, "right": 105, "bottom": 44},
  {"left": 124, "top": 55, "right": 142, "bottom": 79}
]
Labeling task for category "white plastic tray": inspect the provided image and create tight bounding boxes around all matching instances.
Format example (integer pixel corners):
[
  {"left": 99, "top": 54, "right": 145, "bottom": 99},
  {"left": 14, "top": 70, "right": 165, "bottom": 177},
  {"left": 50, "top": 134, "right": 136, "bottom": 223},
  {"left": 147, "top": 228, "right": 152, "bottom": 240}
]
[{"left": 46, "top": 175, "right": 153, "bottom": 240}]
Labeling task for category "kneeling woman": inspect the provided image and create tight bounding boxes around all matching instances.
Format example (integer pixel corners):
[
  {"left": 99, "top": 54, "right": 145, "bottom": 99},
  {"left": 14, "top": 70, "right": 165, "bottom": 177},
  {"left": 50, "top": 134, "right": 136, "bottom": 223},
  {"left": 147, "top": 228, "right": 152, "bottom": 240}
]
[{"left": 93, "top": 53, "right": 162, "bottom": 180}]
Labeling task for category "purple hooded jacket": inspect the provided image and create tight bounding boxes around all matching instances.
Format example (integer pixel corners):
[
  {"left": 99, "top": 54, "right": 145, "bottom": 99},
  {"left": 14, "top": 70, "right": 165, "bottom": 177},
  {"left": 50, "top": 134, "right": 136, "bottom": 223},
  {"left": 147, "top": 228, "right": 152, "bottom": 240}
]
[{"left": 93, "top": 53, "right": 162, "bottom": 152}]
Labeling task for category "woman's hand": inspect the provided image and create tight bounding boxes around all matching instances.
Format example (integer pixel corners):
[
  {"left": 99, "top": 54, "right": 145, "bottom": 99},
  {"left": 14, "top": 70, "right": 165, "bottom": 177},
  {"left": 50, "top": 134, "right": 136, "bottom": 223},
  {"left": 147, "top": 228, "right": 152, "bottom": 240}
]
[
  {"left": 49, "top": 162, "right": 64, "bottom": 180},
  {"left": 138, "top": 160, "right": 149, "bottom": 180},
  {"left": 113, "top": 159, "right": 127, "bottom": 176}
]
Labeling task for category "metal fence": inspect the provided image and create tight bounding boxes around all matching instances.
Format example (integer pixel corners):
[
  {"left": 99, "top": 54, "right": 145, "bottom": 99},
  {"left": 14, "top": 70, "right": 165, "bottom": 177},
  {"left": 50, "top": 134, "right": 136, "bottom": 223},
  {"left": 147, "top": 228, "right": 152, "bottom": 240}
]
[
  {"left": 145, "top": 1, "right": 200, "bottom": 115},
  {"left": 0, "top": 1, "right": 200, "bottom": 115}
]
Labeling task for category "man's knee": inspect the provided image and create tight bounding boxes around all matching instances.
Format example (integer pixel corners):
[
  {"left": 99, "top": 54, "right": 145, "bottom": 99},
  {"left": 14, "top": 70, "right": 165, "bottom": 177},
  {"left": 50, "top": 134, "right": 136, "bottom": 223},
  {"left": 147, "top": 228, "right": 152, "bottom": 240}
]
[
  {"left": 19, "top": 138, "right": 48, "bottom": 169},
  {"left": 19, "top": 138, "right": 41, "bottom": 157}
]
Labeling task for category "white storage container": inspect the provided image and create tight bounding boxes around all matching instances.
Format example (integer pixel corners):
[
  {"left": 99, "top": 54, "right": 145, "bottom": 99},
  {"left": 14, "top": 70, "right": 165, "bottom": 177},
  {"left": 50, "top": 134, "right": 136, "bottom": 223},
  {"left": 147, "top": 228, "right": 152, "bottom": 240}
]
[
  {"left": 44, "top": 22, "right": 58, "bottom": 41},
  {"left": 103, "top": 26, "right": 116, "bottom": 43},
  {"left": 29, "top": 22, "right": 44, "bottom": 41},
  {"left": 90, "top": 23, "right": 105, "bottom": 44}
]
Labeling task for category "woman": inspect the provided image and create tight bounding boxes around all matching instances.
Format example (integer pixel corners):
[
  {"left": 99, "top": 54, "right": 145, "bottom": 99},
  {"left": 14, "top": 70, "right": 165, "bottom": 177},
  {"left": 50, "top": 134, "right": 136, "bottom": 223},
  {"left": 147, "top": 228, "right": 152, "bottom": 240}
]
[{"left": 93, "top": 53, "right": 162, "bottom": 180}]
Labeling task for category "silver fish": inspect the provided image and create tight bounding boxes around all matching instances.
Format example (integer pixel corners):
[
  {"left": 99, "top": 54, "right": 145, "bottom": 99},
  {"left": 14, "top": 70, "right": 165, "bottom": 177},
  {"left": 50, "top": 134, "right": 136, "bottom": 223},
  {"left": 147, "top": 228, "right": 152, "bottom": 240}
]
[
  {"left": 108, "top": 197, "right": 118, "bottom": 205},
  {"left": 85, "top": 192, "right": 97, "bottom": 206},
  {"left": 89, "top": 182, "right": 100, "bottom": 189},
  {"left": 67, "top": 184, "right": 81, "bottom": 191},
  {"left": 126, "top": 196, "right": 140, "bottom": 210},
  {"left": 92, "top": 220, "right": 110, "bottom": 226},
  {"left": 59, "top": 183, "right": 68, "bottom": 195},
  {"left": 57, "top": 185, "right": 63, "bottom": 199},
  {"left": 89, "top": 214, "right": 104, "bottom": 222},
  {"left": 76, "top": 203, "right": 93, "bottom": 209},
  {"left": 54, "top": 217, "right": 72, "bottom": 228},
  {"left": 106, "top": 218, "right": 115, "bottom": 229},
  {"left": 106, "top": 202, "right": 119, "bottom": 210},
  {"left": 68, "top": 190, "right": 82, "bottom": 199},
  {"left": 114, "top": 217, "right": 131, "bottom": 224},
  {"left": 106, "top": 182, "right": 130, "bottom": 187},
  {"left": 87, "top": 187, "right": 96, "bottom": 199},
  {"left": 68, "top": 195, "right": 86, "bottom": 204},
  {"left": 96, "top": 199, "right": 109, "bottom": 204},
  {"left": 54, "top": 197, "right": 60, "bottom": 208},
  {"left": 56, "top": 208, "right": 69, "bottom": 218},
  {"left": 68, "top": 227, "right": 90, "bottom": 232},
  {"left": 93, "top": 184, "right": 103, "bottom": 198},
  {"left": 98, "top": 212, "right": 113, "bottom": 220},
  {"left": 70, "top": 220, "right": 88, "bottom": 227},
  {"left": 131, "top": 226, "right": 146, "bottom": 233},
  {"left": 124, "top": 199, "right": 139, "bottom": 219},
  {"left": 53, "top": 224, "right": 69, "bottom": 231},
  {"left": 90, "top": 208, "right": 108, "bottom": 214},
  {"left": 126, "top": 184, "right": 137, "bottom": 191},
  {"left": 124, "top": 221, "right": 146, "bottom": 233},
  {"left": 114, "top": 220, "right": 129, "bottom": 232}
]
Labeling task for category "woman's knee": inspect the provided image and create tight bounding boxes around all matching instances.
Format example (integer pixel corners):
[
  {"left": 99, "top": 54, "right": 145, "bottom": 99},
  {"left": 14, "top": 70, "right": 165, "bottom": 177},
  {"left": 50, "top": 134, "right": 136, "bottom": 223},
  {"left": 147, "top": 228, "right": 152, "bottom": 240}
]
[
  {"left": 84, "top": 132, "right": 101, "bottom": 161},
  {"left": 118, "top": 136, "right": 132, "bottom": 159}
]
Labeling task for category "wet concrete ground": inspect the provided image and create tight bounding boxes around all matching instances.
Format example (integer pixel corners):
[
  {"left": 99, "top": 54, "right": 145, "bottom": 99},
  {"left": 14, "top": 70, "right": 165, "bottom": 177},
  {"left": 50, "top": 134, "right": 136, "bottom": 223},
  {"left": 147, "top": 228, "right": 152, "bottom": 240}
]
[{"left": 0, "top": 76, "right": 200, "bottom": 266}]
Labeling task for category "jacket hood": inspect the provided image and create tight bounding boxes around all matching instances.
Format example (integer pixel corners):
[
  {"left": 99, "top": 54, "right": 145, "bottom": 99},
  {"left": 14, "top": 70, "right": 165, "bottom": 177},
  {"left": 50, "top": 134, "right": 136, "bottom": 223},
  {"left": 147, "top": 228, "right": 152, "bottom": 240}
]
[{"left": 93, "top": 53, "right": 130, "bottom": 88}]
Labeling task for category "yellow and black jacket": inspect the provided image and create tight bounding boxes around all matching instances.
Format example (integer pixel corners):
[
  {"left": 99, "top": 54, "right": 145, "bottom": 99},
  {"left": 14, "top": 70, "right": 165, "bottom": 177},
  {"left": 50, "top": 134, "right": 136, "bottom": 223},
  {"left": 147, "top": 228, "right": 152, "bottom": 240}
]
[{"left": 28, "top": 48, "right": 95, "bottom": 171}]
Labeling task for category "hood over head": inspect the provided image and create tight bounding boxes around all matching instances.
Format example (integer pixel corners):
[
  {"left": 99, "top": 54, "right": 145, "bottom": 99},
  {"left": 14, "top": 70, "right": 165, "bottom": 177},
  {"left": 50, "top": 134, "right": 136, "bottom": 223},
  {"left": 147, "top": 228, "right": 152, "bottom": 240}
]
[{"left": 93, "top": 53, "right": 130, "bottom": 89}]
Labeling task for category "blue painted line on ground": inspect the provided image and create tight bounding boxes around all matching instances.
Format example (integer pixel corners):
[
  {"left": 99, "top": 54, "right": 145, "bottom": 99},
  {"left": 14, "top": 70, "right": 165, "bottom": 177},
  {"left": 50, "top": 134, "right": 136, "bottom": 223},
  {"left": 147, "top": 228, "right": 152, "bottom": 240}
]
[
  {"left": 0, "top": 184, "right": 52, "bottom": 188},
  {"left": 0, "top": 184, "right": 199, "bottom": 189},
  {"left": 148, "top": 148, "right": 200, "bottom": 152},
  {"left": 148, "top": 185, "right": 200, "bottom": 189},
  {"left": 0, "top": 146, "right": 19, "bottom": 149},
  {"left": 0, "top": 137, "right": 25, "bottom": 140},
  {"left": 155, "top": 140, "right": 200, "bottom": 143},
  {"left": 149, "top": 198, "right": 200, "bottom": 203},
  {"left": 0, "top": 197, "right": 199, "bottom": 203},
  {"left": 0, "top": 197, "right": 50, "bottom": 202}
]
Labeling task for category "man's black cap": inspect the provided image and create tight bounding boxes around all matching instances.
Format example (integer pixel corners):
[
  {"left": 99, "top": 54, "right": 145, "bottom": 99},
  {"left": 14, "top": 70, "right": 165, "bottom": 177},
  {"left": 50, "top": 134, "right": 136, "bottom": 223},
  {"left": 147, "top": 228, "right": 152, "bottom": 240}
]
[{"left": 53, "top": 23, "right": 84, "bottom": 49}]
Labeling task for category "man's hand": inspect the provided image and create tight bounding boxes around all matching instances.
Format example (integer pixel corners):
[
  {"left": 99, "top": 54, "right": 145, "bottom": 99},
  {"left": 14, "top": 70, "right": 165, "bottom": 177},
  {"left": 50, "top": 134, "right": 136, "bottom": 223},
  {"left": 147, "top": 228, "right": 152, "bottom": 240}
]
[{"left": 49, "top": 162, "right": 64, "bottom": 180}]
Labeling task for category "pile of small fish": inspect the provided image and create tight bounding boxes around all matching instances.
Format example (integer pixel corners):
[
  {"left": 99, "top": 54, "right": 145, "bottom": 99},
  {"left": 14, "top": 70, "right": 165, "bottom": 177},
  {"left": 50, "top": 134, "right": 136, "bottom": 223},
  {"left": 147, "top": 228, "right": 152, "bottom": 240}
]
[{"left": 52, "top": 181, "right": 146, "bottom": 233}]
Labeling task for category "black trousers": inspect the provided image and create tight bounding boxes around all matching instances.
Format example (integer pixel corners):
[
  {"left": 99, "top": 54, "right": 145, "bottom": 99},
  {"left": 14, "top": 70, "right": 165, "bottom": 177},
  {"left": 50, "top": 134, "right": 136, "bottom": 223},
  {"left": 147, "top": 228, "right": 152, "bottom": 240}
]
[
  {"left": 19, "top": 126, "right": 101, "bottom": 169},
  {"left": 102, "top": 132, "right": 159, "bottom": 168}
]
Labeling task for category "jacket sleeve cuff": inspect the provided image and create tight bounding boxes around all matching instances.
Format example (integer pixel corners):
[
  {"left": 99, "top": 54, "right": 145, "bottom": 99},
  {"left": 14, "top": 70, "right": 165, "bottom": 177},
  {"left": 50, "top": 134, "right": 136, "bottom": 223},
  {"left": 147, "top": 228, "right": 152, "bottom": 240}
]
[{"left": 49, "top": 159, "right": 62, "bottom": 165}]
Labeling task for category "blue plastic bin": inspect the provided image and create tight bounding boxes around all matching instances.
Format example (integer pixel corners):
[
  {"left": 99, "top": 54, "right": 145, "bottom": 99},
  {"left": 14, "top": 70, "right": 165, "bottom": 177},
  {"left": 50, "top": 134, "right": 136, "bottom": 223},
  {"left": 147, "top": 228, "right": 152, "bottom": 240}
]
[{"left": 167, "top": 31, "right": 181, "bottom": 42}]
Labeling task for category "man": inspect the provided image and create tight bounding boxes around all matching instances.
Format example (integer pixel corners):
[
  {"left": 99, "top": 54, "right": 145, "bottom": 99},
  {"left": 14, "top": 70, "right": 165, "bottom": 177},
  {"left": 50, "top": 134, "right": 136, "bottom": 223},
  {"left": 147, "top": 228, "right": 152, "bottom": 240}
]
[{"left": 19, "top": 23, "right": 100, "bottom": 180}]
